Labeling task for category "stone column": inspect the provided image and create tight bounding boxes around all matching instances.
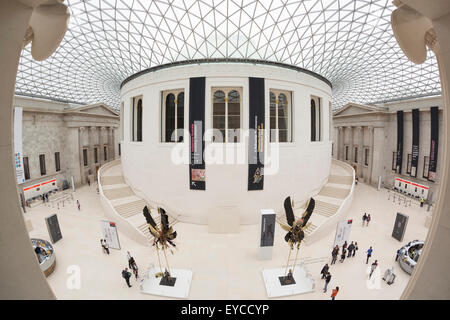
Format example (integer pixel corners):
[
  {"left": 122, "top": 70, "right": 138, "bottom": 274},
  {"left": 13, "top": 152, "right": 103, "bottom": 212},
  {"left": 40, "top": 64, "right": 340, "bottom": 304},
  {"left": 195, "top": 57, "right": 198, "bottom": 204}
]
[
  {"left": 78, "top": 126, "right": 86, "bottom": 184},
  {"left": 356, "top": 126, "right": 364, "bottom": 179},
  {"left": 347, "top": 126, "right": 354, "bottom": 163},
  {"left": 367, "top": 126, "right": 374, "bottom": 184},
  {"left": 99, "top": 126, "right": 106, "bottom": 165},
  {"left": 108, "top": 127, "right": 115, "bottom": 162},
  {"left": 88, "top": 126, "right": 96, "bottom": 175},
  {"left": 338, "top": 126, "right": 344, "bottom": 161}
]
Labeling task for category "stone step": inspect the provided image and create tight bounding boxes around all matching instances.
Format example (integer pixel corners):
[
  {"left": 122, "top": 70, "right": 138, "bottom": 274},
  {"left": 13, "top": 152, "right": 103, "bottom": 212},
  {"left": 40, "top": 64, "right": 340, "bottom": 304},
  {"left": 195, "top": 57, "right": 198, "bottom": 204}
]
[
  {"left": 114, "top": 199, "right": 147, "bottom": 219},
  {"left": 103, "top": 186, "right": 135, "bottom": 200},
  {"left": 100, "top": 175, "right": 125, "bottom": 186}
]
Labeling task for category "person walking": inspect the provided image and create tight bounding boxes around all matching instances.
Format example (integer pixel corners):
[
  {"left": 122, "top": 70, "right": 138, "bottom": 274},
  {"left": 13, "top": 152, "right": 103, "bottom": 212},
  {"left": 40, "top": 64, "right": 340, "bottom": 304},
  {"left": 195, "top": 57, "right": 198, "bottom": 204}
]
[
  {"left": 320, "top": 264, "right": 329, "bottom": 279},
  {"left": 331, "top": 287, "right": 339, "bottom": 300},
  {"left": 103, "top": 239, "right": 110, "bottom": 255},
  {"left": 369, "top": 260, "right": 378, "bottom": 278},
  {"left": 100, "top": 239, "right": 106, "bottom": 253},
  {"left": 362, "top": 213, "right": 367, "bottom": 227},
  {"left": 347, "top": 242, "right": 355, "bottom": 257},
  {"left": 131, "top": 260, "right": 139, "bottom": 279},
  {"left": 353, "top": 242, "right": 358, "bottom": 257},
  {"left": 395, "top": 249, "right": 402, "bottom": 261},
  {"left": 366, "top": 246, "right": 373, "bottom": 264},
  {"left": 340, "top": 248, "right": 347, "bottom": 263},
  {"left": 76, "top": 200, "right": 81, "bottom": 211},
  {"left": 122, "top": 268, "right": 132, "bottom": 287},
  {"left": 324, "top": 272, "right": 332, "bottom": 293},
  {"left": 331, "top": 246, "right": 339, "bottom": 265},
  {"left": 342, "top": 241, "right": 348, "bottom": 251},
  {"left": 367, "top": 214, "right": 371, "bottom": 226},
  {"left": 420, "top": 197, "right": 424, "bottom": 207}
]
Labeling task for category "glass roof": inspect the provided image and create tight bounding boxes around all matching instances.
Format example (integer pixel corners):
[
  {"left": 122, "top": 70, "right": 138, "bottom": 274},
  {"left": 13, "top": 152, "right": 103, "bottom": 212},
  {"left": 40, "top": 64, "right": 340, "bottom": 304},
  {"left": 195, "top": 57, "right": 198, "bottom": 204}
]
[{"left": 16, "top": 0, "right": 441, "bottom": 110}]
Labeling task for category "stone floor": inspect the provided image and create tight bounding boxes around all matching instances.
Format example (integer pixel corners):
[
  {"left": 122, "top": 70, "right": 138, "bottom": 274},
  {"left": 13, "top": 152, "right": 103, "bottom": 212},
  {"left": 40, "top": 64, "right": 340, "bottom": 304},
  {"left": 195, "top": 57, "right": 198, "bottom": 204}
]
[{"left": 26, "top": 181, "right": 430, "bottom": 300}]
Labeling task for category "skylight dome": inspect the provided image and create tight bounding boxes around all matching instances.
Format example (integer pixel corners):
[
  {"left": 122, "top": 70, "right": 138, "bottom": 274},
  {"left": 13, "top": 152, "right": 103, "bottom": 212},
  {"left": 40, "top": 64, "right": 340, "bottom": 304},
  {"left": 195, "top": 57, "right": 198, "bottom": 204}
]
[{"left": 15, "top": 0, "right": 441, "bottom": 110}]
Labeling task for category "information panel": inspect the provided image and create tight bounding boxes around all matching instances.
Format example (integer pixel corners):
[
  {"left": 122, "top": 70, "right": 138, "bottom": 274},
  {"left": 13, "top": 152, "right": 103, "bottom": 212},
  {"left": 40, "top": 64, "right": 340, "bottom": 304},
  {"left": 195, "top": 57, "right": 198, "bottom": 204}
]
[
  {"left": 392, "top": 212, "right": 409, "bottom": 242},
  {"left": 45, "top": 214, "right": 62, "bottom": 244},
  {"left": 100, "top": 220, "right": 121, "bottom": 250},
  {"left": 333, "top": 219, "right": 353, "bottom": 247}
]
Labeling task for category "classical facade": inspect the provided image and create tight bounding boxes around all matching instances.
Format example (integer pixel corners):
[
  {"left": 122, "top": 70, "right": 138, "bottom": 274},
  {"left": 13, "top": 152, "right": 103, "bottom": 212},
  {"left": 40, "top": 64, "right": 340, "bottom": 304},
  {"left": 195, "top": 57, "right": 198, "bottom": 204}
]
[
  {"left": 14, "top": 96, "right": 120, "bottom": 199},
  {"left": 332, "top": 96, "right": 443, "bottom": 201}
]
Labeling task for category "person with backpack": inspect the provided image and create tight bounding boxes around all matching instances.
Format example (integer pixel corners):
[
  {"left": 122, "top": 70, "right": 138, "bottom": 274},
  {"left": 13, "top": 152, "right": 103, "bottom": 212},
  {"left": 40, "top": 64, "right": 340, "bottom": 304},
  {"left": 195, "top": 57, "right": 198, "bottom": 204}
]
[
  {"left": 122, "top": 268, "right": 132, "bottom": 287},
  {"left": 331, "top": 287, "right": 339, "bottom": 300},
  {"left": 340, "top": 248, "right": 347, "bottom": 263},
  {"left": 331, "top": 246, "right": 339, "bottom": 265},
  {"left": 320, "top": 264, "right": 329, "bottom": 279},
  {"left": 362, "top": 213, "right": 367, "bottom": 226},
  {"left": 131, "top": 260, "right": 139, "bottom": 279},
  {"left": 347, "top": 242, "right": 355, "bottom": 257},
  {"left": 366, "top": 246, "right": 373, "bottom": 264},
  {"left": 323, "top": 272, "right": 332, "bottom": 293}
]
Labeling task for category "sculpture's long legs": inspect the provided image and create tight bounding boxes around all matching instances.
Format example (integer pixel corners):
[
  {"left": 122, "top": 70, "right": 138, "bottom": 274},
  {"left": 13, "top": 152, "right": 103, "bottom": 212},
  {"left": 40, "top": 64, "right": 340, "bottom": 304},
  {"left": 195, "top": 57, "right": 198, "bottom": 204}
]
[
  {"left": 291, "top": 243, "right": 300, "bottom": 272},
  {"left": 155, "top": 244, "right": 163, "bottom": 273},
  {"left": 162, "top": 243, "right": 171, "bottom": 276},
  {"left": 284, "top": 243, "right": 293, "bottom": 276}
]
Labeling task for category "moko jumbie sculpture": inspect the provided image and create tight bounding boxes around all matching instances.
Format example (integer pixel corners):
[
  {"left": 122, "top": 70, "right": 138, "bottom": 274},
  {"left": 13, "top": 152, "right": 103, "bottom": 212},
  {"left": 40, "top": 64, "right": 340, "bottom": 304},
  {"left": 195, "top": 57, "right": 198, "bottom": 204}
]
[
  {"left": 143, "top": 206, "right": 177, "bottom": 285},
  {"left": 279, "top": 196, "right": 315, "bottom": 279}
]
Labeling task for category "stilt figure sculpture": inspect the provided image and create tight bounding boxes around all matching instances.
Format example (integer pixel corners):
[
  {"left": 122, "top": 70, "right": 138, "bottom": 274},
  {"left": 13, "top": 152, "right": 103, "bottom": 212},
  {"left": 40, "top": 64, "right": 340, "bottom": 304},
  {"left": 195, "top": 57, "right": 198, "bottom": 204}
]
[
  {"left": 278, "top": 196, "right": 315, "bottom": 285},
  {"left": 142, "top": 205, "right": 178, "bottom": 286}
]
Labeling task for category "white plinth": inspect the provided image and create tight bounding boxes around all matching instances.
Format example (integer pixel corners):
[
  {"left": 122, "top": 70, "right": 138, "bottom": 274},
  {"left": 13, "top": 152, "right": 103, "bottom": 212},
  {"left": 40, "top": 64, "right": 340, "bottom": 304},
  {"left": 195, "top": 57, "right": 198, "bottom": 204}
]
[
  {"left": 140, "top": 267, "right": 193, "bottom": 299},
  {"left": 262, "top": 264, "right": 315, "bottom": 298}
]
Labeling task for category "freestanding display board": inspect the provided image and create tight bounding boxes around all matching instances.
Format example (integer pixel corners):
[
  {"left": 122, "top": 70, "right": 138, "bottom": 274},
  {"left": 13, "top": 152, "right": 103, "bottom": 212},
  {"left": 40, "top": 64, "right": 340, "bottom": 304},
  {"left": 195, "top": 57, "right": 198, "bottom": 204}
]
[
  {"left": 392, "top": 212, "right": 409, "bottom": 242},
  {"left": 100, "top": 220, "right": 121, "bottom": 250},
  {"left": 333, "top": 219, "right": 352, "bottom": 247},
  {"left": 45, "top": 214, "right": 62, "bottom": 244},
  {"left": 258, "top": 209, "right": 276, "bottom": 260}
]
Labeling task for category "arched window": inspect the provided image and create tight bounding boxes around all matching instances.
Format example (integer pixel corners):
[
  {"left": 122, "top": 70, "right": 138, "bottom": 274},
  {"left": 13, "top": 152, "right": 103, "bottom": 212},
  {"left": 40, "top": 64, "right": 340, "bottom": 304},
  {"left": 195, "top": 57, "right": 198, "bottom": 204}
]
[
  {"left": 177, "top": 92, "right": 184, "bottom": 142},
  {"left": 137, "top": 99, "right": 142, "bottom": 142},
  {"left": 161, "top": 90, "right": 184, "bottom": 142},
  {"left": 310, "top": 95, "right": 322, "bottom": 142},
  {"left": 311, "top": 99, "right": 316, "bottom": 141},
  {"left": 212, "top": 88, "right": 241, "bottom": 143},
  {"left": 165, "top": 93, "right": 175, "bottom": 142},
  {"left": 270, "top": 90, "right": 292, "bottom": 142},
  {"left": 227, "top": 90, "right": 240, "bottom": 143},
  {"left": 131, "top": 96, "right": 143, "bottom": 142},
  {"left": 212, "top": 90, "right": 225, "bottom": 142}
]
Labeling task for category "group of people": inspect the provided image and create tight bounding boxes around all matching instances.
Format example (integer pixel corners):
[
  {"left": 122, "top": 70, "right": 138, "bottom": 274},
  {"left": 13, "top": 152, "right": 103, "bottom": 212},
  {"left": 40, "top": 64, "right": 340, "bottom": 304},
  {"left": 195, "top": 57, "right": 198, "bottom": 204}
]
[
  {"left": 122, "top": 251, "right": 139, "bottom": 288},
  {"left": 331, "top": 241, "right": 359, "bottom": 265},
  {"left": 362, "top": 213, "right": 371, "bottom": 226}
]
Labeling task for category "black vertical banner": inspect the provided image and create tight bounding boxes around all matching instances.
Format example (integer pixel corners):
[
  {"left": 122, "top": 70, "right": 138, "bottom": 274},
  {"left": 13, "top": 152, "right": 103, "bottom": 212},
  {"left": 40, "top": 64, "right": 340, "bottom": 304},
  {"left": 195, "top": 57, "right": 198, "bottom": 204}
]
[
  {"left": 189, "top": 77, "right": 206, "bottom": 190},
  {"left": 428, "top": 106, "right": 439, "bottom": 181},
  {"left": 248, "top": 77, "right": 265, "bottom": 191},
  {"left": 396, "top": 110, "right": 404, "bottom": 174},
  {"left": 410, "top": 109, "right": 420, "bottom": 177}
]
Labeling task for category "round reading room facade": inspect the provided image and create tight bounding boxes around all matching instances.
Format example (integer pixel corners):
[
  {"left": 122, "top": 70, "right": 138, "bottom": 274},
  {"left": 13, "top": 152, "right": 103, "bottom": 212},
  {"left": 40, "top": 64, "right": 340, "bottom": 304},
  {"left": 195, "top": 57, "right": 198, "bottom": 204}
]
[{"left": 120, "top": 60, "right": 332, "bottom": 224}]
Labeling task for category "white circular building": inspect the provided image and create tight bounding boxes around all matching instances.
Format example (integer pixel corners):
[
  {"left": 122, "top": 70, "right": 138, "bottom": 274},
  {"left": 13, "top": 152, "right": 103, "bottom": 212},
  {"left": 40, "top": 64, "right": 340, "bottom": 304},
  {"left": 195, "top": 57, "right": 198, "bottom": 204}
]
[{"left": 119, "top": 60, "right": 332, "bottom": 224}]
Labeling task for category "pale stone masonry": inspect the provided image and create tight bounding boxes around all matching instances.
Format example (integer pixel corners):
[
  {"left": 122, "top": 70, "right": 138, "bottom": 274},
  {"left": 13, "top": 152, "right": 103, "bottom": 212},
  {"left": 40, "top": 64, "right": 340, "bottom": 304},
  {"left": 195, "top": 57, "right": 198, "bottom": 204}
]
[
  {"left": 332, "top": 96, "right": 443, "bottom": 202},
  {"left": 14, "top": 96, "right": 120, "bottom": 193}
]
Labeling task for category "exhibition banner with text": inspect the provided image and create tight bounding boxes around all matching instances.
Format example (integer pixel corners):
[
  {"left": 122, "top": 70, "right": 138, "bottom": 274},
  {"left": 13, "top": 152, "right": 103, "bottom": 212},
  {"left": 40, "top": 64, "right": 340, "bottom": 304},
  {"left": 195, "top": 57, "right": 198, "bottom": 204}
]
[
  {"left": 410, "top": 108, "right": 420, "bottom": 177},
  {"left": 189, "top": 77, "right": 206, "bottom": 190},
  {"left": 248, "top": 77, "right": 265, "bottom": 191},
  {"left": 428, "top": 106, "right": 439, "bottom": 182}
]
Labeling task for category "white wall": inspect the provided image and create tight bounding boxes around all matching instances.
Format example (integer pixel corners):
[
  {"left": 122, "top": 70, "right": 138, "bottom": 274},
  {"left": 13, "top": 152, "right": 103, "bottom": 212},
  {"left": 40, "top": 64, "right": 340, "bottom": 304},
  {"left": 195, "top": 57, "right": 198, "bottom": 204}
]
[{"left": 120, "top": 63, "right": 332, "bottom": 224}]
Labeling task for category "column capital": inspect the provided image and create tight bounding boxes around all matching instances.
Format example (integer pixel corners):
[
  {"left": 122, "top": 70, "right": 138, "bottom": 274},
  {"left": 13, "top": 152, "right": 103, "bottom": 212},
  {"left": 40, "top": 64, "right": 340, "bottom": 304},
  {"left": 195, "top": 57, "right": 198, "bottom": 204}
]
[{"left": 78, "top": 126, "right": 85, "bottom": 131}]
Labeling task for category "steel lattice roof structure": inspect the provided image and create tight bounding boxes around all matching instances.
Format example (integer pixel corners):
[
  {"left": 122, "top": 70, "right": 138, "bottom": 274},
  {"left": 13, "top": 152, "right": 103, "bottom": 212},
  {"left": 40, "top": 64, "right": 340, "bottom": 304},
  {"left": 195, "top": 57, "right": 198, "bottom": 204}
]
[{"left": 16, "top": 0, "right": 441, "bottom": 110}]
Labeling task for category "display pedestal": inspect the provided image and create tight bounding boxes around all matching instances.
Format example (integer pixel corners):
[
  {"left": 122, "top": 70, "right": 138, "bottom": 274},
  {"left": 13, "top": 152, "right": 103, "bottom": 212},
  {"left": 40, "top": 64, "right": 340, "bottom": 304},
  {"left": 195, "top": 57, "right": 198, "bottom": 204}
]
[
  {"left": 140, "top": 266, "right": 192, "bottom": 299},
  {"left": 262, "top": 264, "right": 315, "bottom": 298}
]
